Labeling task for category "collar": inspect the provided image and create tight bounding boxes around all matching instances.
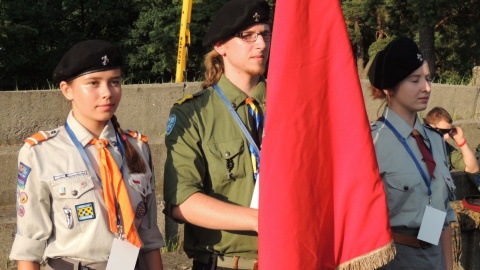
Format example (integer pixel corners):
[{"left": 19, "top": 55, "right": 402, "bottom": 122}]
[
  {"left": 66, "top": 111, "right": 118, "bottom": 147},
  {"left": 382, "top": 107, "right": 426, "bottom": 139},
  {"left": 217, "top": 75, "right": 266, "bottom": 109}
]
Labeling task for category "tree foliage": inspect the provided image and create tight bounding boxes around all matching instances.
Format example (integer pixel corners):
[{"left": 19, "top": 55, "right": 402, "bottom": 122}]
[
  {"left": 0, "top": 0, "right": 478, "bottom": 90},
  {"left": 342, "top": 0, "right": 480, "bottom": 84}
]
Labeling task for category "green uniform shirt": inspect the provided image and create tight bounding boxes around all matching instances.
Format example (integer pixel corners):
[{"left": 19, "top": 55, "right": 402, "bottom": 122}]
[
  {"left": 163, "top": 75, "right": 265, "bottom": 259},
  {"left": 446, "top": 143, "right": 480, "bottom": 188},
  {"left": 447, "top": 143, "right": 467, "bottom": 171}
]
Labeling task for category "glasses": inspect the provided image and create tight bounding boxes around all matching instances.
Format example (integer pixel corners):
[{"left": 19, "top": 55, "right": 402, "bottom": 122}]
[
  {"left": 235, "top": 32, "right": 272, "bottom": 43},
  {"left": 435, "top": 127, "right": 454, "bottom": 135}
]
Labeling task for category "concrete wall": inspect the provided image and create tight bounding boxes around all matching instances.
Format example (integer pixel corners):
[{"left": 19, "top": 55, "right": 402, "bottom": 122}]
[{"left": 1, "top": 81, "right": 480, "bottom": 269}]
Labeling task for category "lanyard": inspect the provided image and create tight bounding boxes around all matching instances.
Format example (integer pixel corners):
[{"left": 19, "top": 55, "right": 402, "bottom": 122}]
[
  {"left": 64, "top": 121, "right": 125, "bottom": 187},
  {"left": 65, "top": 121, "right": 125, "bottom": 225},
  {"left": 379, "top": 117, "right": 433, "bottom": 197},
  {"left": 213, "top": 84, "right": 261, "bottom": 157}
]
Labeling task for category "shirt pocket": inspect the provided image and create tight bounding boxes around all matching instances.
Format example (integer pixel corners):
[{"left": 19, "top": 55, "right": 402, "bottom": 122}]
[
  {"left": 207, "top": 137, "right": 246, "bottom": 182},
  {"left": 50, "top": 176, "right": 97, "bottom": 226},
  {"left": 384, "top": 173, "right": 423, "bottom": 215}
]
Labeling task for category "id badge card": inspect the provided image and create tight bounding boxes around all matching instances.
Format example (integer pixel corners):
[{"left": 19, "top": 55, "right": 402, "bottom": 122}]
[
  {"left": 417, "top": 205, "right": 447, "bottom": 245},
  {"left": 250, "top": 175, "right": 260, "bottom": 209},
  {"left": 106, "top": 238, "right": 140, "bottom": 270}
]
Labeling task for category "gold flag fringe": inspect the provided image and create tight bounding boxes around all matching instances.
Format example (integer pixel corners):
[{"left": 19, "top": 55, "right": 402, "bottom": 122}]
[{"left": 336, "top": 240, "right": 396, "bottom": 270}]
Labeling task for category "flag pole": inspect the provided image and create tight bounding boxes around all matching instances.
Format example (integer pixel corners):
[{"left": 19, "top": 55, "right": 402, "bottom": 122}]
[{"left": 175, "top": 0, "right": 192, "bottom": 83}]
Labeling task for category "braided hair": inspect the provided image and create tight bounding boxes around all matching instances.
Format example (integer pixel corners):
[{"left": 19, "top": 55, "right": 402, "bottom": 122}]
[{"left": 110, "top": 115, "right": 146, "bottom": 174}]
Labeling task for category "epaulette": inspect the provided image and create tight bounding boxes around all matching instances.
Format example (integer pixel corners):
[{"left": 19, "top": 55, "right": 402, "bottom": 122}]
[
  {"left": 24, "top": 129, "right": 59, "bottom": 146},
  {"left": 175, "top": 94, "right": 194, "bottom": 105},
  {"left": 175, "top": 91, "right": 204, "bottom": 105},
  {"left": 126, "top": 130, "right": 148, "bottom": 143}
]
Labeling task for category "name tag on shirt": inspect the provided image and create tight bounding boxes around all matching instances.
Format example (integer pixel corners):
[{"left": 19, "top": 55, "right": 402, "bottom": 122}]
[
  {"left": 106, "top": 238, "right": 140, "bottom": 270},
  {"left": 418, "top": 205, "right": 446, "bottom": 245}
]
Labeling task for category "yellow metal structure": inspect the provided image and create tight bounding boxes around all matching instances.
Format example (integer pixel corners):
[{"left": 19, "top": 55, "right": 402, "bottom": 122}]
[{"left": 175, "top": 0, "right": 193, "bottom": 83}]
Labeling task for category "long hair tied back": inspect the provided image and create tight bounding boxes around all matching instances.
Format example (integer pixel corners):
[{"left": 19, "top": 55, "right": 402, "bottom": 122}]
[
  {"left": 202, "top": 49, "right": 224, "bottom": 89},
  {"left": 110, "top": 115, "right": 146, "bottom": 174}
]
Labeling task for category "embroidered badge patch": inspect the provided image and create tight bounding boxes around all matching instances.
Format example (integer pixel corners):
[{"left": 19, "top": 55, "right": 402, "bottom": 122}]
[
  {"left": 166, "top": 114, "right": 177, "bottom": 136},
  {"left": 17, "top": 162, "right": 31, "bottom": 190},
  {"left": 19, "top": 192, "right": 28, "bottom": 204},
  {"left": 17, "top": 205, "right": 25, "bottom": 217},
  {"left": 75, "top": 202, "right": 96, "bottom": 221},
  {"left": 135, "top": 201, "right": 148, "bottom": 218}
]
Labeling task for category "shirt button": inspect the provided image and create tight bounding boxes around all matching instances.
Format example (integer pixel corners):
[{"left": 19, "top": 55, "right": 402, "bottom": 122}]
[
  {"left": 231, "top": 102, "right": 236, "bottom": 108},
  {"left": 72, "top": 190, "right": 78, "bottom": 196},
  {"left": 225, "top": 152, "right": 231, "bottom": 158},
  {"left": 403, "top": 186, "right": 409, "bottom": 191}
]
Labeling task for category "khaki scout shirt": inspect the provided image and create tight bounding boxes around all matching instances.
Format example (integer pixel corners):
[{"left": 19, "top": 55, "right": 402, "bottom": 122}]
[
  {"left": 371, "top": 107, "right": 456, "bottom": 228},
  {"left": 10, "top": 112, "right": 164, "bottom": 263},
  {"left": 164, "top": 75, "right": 265, "bottom": 259}
]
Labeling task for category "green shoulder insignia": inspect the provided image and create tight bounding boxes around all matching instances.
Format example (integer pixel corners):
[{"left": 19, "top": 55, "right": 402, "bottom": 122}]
[
  {"left": 175, "top": 91, "right": 205, "bottom": 105},
  {"left": 176, "top": 94, "right": 194, "bottom": 105}
]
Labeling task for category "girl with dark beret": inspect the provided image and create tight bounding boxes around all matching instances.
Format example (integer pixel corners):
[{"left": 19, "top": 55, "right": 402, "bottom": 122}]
[
  {"left": 10, "top": 40, "right": 164, "bottom": 270},
  {"left": 369, "top": 37, "right": 455, "bottom": 270}
]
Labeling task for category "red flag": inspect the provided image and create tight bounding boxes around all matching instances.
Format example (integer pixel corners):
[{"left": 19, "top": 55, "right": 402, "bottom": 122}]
[{"left": 259, "top": 0, "right": 395, "bottom": 269}]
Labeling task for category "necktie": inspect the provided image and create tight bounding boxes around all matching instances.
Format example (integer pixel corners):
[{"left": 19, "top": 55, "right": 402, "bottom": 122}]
[
  {"left": 89, "top": 138, "right": 142, "bottom": 248},
  {"left": 411, "top": 129, "right": 436, "bottom": 179},
  {"left": 245, "top": 97, "right": 261, "bottom": 181}
]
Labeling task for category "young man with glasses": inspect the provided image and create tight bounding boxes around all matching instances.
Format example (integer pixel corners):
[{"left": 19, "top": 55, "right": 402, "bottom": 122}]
[
  {"left": 163, "top": 0, "right": 270, "bottom": 269},
  {"left": 425, "top": 106, "right": 480, "bottom": 188}
]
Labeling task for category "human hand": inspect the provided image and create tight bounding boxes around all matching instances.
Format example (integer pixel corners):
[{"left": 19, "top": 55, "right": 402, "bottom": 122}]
[{"left": 449, "top": 126, "right": 465, "bottom": 146}]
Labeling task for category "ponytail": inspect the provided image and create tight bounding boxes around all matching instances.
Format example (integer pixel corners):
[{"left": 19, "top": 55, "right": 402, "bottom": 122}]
[
  {"left": 202, "top": 49, "right": 224, "bottom": 89},
  {"left": 110, "top": 115, "right": 146, "bottom": 174}
]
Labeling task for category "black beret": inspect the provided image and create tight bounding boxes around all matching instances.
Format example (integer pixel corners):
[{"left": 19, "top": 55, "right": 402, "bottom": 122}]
[
  {"left": 368, "top": 37, "right": 424, "bottom": 89},
  {"left": 53, "top": 40, "right": 122, "bottom": 82},
  {"left": 202, "top": 0, "right": 270, "bottom": 47}
]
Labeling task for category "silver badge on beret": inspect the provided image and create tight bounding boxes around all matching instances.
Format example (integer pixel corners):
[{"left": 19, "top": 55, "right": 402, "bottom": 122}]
[
  {"left": 101, "top": 55, "right": 109, "bottom": 66},
  {"left": 253, "top": 12, "right": 260, "bottom": 22}
]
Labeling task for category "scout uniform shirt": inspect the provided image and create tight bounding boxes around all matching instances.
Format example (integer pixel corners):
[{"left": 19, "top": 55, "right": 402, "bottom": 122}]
[
  {"left": 371, "top": 106, "right": 456, "bottom": 229},
  {"left": 163, "top": 75, "right": 265, "bottom": 260},
  {"left": 10, "top": 111, "right": 164, "bottom": 263},
  {"left": 446, "top": 143, "right": 480, "bottom": 188}
]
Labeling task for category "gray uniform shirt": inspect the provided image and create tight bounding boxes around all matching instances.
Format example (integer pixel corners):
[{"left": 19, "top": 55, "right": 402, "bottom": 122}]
[
  {"left": 10, "top": 112, "right": 164, "bottom": 263},
  {"left": 371, "top": 107, "right": 456, "bottom": 228}
]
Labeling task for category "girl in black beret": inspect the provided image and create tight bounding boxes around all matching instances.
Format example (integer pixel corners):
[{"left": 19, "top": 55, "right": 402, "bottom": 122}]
[
  {"left": 10, "top": 40, "right": 164, "bottom": 270},
  {"left": 369, "top": 37, "right": 455, "bottom": 270}
]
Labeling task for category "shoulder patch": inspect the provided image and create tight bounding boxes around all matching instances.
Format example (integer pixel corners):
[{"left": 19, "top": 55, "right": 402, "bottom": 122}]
[
  {"left": 166, "top": 114, "right": 176, "bottom": 136},
  {"left": 17, "top": 162, "right": 31, "bottom": 190},
  {"left": 126, "top": 130, "right": 148, "bottom": 143},
  {"left": 24, "top": 129, "right": 59, "bottom": 146}
]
